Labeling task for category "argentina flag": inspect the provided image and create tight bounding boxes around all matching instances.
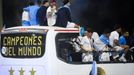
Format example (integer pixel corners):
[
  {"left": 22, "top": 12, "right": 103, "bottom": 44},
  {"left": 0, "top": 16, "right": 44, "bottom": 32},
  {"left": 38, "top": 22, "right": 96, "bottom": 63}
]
[
  {"left": 79, "top": 26, "right": 84, "bottom": 36},
  {"left": 91, "top": 61, "right": 97, "bottom": 75}
]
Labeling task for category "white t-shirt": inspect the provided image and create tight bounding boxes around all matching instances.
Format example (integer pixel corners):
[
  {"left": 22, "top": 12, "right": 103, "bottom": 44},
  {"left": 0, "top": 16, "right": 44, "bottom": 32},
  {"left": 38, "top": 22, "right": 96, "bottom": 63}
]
[
  {"left": 109, "top": 31, "right": 119, "bottom": 46},
  {"left": 80, "top": 36, "right": 93, "bottom": 51},
  {"left": 81, "top": 36, "right": 94, "bottom": 62},
  {"left": 92, "top": 32, "right": 99, "bottom": 41},
  {"left": 47, "top": 6, "right": 57, "bottom": 26},
  {"left": 22, "top": 11, "right": 29, "bottom": 21}
]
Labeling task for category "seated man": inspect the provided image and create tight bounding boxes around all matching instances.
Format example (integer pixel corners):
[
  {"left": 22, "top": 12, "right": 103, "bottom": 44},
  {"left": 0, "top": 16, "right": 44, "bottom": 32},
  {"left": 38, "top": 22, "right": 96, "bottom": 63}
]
[
  {"left": 118, "top": 31, "right": 129, "bottom": 51},
  {"left": 80, "top": 28, "right": 95, "bottom": 62},
  {"left": 119, "top": 31, "right": 134, "bottom": 61},
  {"left": 109, "top": 25, "right": 127, "bottom": 62},
  {"left": 94, "top": 28, "right": 111, "bottom": 61}
]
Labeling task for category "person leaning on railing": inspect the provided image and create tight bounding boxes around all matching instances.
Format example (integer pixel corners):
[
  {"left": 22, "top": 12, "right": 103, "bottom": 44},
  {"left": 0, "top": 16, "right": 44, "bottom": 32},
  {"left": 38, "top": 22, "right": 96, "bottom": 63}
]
[{"left": 80, "top": 28, "right": 95, "bottom": 62}]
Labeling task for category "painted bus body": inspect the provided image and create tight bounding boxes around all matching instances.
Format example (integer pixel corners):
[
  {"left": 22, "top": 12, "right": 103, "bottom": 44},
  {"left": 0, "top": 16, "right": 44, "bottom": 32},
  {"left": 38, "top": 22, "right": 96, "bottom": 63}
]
[{"left": 0, "top": 26, "right": 134, "bottom": 75}]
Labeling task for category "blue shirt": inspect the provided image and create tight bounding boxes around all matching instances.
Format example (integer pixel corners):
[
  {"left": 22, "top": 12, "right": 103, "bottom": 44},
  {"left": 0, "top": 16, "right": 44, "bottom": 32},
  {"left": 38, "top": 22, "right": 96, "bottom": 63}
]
[
  {"left": 36, "top": 6, "right": 48, "bottom": 26},
  {"left": 22, "top": 10, "right": 30, "bottom": 26},
  {"left": 99, "top": 34, "right": 109, "bottom": 45},
  {"left": 118, "top": 35, "right": 126, "bottom": 45},
  {"left": 24, "top": 5, "right": 40, "bottom": 25}
]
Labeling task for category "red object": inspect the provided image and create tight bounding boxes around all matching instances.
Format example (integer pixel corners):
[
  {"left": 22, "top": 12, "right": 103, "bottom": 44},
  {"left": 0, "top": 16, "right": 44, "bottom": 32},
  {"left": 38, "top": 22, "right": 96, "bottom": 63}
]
[{"left": 19, "top": 28, "right": 27, "bottom": 32}]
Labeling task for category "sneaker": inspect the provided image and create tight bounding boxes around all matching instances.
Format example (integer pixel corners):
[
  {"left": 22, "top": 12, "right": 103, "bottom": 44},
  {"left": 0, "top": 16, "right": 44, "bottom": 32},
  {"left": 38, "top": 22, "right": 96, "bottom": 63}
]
[{"left": 119, "top": 56, "right": 127, "bottom": 62}]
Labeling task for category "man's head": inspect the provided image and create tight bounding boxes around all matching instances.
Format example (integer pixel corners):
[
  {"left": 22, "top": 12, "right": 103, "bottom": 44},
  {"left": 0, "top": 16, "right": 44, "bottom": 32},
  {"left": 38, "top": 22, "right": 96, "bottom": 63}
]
[
  {"left": 50, "top": 1, "right": 56, "bottom": 8},
  {"left": 123, "top": 31, "right": 129, "bottom": 38},
  {"left": 42, "top": 0, "right": 49, "bottom": 7},
  {"left": 86, "top": 28, "right": 93, "bottom": 38},
  {"left": 103, "top": 28, "right": 111, "bottom": 38},
  {"left": 28, "top": 1, "right": 34, "bottom": 6},
  {"left": 114, "top": 24, "right": 122, "bottom": 33},
  {"left": 84, "top": 31, "right": 88, "bottom": 36},
  {"left": 62, "top": 0, "right": 70, "bottom": 5}
]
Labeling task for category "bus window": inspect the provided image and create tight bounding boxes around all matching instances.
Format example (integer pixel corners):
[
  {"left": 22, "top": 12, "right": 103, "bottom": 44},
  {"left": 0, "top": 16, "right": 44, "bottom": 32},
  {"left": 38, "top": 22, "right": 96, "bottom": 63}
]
[
  {"left": 1, "top": 32, "right": 46, "bottom": 58},
  {"left": 56, "top": 33, "right": 82, "bottom": 63}
]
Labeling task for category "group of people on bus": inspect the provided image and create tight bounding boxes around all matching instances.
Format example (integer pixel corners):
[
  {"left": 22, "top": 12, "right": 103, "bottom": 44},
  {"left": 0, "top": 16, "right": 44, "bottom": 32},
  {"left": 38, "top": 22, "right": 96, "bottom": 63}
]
[
  {"left": 70, "top": 25, "right": 134, "bottom": 62},
  {"left": 22, "top": 0, "right": 79, "bottom": 28}
]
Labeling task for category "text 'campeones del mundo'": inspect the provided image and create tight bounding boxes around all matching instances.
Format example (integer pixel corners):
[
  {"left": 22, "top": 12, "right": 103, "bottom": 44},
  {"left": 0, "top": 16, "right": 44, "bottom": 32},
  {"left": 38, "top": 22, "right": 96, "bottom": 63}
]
[{"left": 2, "top": 35, "right": 44, "bottom": 57}]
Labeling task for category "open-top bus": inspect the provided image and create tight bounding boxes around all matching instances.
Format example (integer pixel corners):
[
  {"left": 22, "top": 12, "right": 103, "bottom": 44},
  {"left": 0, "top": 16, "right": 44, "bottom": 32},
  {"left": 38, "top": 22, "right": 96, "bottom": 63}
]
[{"left": 0, "top": 26, "right": 134, "bottom": 75}]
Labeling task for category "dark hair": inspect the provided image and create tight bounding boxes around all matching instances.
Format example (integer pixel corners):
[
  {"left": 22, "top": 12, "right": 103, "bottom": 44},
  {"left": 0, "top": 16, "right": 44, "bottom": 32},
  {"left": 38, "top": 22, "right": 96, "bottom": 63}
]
[
  {"left": 62, "top": 0, "right": 69, "bottom": 5},
  {"left": 36, "top": 0, "right": 41, "bottom": 5},
  {"left": 114, "top": 24, "right": 122, "bottom": 30},
  {"left": 103, "top": 28, "right": 111, "bottom": 34},
  {"left": 29, "top": 1, "right": 34, "bottom": 6},
  {"left": 42, "top": 0, "right": 48, "bottom": 4},
  {"left": 86, "top": 28, "right": 93, "bottom": 33}
]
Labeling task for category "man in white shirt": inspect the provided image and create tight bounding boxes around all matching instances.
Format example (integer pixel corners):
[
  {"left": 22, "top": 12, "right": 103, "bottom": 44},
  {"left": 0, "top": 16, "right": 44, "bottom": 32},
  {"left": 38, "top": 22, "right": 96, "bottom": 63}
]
[
  {"left": 109, "top": 25, "right": 122, "bottom": 47},
  {"left": 80, "top": 28, "right": 95, "bottom": 62},
  {"left": 94, "top": 28, "right": 111, "bottom": 61},
  {"left": 109, "top": 25, "right": 127, "bottom": 61},
  {"left": 47, "top": 1, "right": 57, "bottom": 26}
]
